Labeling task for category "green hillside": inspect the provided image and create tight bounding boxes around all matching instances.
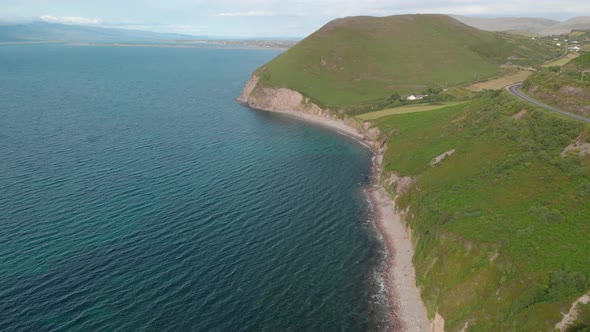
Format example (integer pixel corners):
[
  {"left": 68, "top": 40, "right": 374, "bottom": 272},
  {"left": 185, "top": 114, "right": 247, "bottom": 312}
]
[
  {"left": 376, "top": 91, "right": 590, "bottom": 330},
  {"left": 255, "top": 14, "right": 558, "bottom": 110},
  {"left": 523, "top": 52, "right": 590, "bottom": 117},
  {"left": 566, "top": 51, "right": 590, "bottom": 71},
  {"left": 243, "top": 14, "right": 590, "bottom": 330}
]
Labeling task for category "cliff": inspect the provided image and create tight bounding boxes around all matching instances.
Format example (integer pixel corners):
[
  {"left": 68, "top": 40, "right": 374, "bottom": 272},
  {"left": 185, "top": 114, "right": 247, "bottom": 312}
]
[
  {"left": 237, "top": 75, "right": 386, "bottom": 154},
  {"left": 238, "top": 75, "right": 437, "bottom": 331}
]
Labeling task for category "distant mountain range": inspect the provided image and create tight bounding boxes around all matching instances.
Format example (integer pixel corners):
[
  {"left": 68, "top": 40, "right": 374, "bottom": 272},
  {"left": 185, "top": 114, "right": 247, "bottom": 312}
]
[
  {"left": 452, "top": 15, "right": 590, "bottom": 36},
  {"left": 2, "top": 15, "right": 589, "bottom": 44},
  {"left": 0, "top": 21, "right": 197, "bottom": 43}
]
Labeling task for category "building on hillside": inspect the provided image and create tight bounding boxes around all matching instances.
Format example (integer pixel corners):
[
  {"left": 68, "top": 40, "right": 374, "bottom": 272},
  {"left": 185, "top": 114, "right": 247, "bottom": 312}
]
[{"left": 407, "top": 94, "right": 426, "bottom": 100}]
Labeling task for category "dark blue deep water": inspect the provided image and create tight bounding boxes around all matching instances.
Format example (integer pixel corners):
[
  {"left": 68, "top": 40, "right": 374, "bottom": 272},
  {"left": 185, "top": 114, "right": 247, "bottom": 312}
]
[{"left": 0, "top": 45, "right": 386, "bottom": 331}]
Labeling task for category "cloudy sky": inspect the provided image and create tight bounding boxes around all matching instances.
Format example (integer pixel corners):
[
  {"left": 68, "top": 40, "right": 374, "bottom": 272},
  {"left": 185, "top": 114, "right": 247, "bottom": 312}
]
[{"left": 1, "top": 0, "right": 589, "bottom": 37}]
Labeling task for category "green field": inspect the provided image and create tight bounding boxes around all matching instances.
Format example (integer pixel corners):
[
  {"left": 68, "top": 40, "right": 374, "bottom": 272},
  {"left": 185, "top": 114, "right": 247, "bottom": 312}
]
[
  {"left": 356, "top": 102, "right": 466, "bottom": 120},
  {"left": 466, "top": 70, "right": 533, "bottom": 91},
  {"left": 542, "top": 53, "right": 580, "bottom": 67},
  {"left": 374, "top": 91, "right": 590, "bottom": 330},
  {"left": 255, "top": 14, "right": 558, "bottom": 111}
]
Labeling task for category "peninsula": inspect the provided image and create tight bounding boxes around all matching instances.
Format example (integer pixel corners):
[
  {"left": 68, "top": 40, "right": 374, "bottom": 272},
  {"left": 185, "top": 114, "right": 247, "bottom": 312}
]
[{"left": 239, "top": 14, "right": 590, "bottom": 331}]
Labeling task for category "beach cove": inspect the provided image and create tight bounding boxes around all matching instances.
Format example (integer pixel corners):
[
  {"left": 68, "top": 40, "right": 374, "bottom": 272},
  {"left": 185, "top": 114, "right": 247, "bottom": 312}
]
[{"left": 238, "top": 75, "right": 432, "bottom": 331}]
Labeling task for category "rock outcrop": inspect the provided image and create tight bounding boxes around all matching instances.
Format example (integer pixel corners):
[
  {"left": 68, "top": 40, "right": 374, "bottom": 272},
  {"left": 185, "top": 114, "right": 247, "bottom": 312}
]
[
  {"left": 238, "top": 75, "right": 435, "bottom": 331},
  {"left": 237, "top": 75, "right": 387, "bottom": 154}
]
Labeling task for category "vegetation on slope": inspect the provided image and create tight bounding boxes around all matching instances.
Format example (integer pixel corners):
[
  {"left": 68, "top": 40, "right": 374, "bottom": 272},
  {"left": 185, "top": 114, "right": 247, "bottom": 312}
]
[
  {"left": 523, "top": 52, "right": 590, "bottom": 117},
  {"left": 246, "top": 14, "right": 589, "bottom": 330},
  {"left": 375, "top": 91, "right": 590, "bottom": 330},
  {"left": 255, "top": 14, "right": 559, "bottom": 111}
]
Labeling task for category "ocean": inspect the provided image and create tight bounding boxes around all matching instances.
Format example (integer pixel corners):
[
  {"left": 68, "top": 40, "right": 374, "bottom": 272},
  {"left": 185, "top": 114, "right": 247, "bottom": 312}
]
[{"left": 0, "top": 44, "right": 388, "bottom": 331}]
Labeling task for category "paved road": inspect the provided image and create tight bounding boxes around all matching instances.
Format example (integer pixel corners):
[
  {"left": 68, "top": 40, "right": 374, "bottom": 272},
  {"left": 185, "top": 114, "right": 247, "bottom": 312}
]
[{"left": 506, "top": 83, "right": 590, "bottom": 124}]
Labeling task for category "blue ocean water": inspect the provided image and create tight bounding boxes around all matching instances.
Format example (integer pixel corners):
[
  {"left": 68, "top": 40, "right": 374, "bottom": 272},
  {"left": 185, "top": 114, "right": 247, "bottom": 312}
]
[{"left": 0, "top": 44, "right": 387, "bottom": 331}]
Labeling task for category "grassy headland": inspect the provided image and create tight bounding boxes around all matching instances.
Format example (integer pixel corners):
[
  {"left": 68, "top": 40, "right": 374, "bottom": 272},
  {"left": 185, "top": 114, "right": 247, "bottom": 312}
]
[
  {"left": 254, "top": 14, "right": 558, "bottom": 112},
  {"left": 242, "top": 14, "right": 590, "bottom": 331}
]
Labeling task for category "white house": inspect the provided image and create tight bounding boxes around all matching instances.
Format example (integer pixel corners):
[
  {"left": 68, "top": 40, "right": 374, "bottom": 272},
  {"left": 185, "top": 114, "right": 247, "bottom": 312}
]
[{"left": 407, "top": 94, "right": 426, "bottom": 101}]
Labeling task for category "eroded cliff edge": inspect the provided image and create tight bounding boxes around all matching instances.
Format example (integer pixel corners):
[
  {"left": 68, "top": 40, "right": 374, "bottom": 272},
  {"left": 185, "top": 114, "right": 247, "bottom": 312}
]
[
  {"left": 237, "top": 75, "right": 435, "bottom": 332},
  {"left": 237, "top": 75, "right": 386, "bottom": 154}
]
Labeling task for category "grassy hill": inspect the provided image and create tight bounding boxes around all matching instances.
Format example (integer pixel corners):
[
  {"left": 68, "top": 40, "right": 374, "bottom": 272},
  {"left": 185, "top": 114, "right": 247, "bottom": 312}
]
[
  {"left": 451, "top": 15, "right": 558, "bottom": 35},
  {"left": 540, "top": 17, "right": 590, "bottom": 36},
  {"left": 244, "top": 14, "right": 590, "bottom": 329},
  {"left": 376, "top": 91, "right": 590, "bottom": 330},
  {"left": 452, "top": 15, "right": 590, "bottom": 37},
  {"left": 523, "top": 52, "right": 590, "bottom": 117},
  {"left": 254, "top": 14, "right": 559, "bottom": 111}
]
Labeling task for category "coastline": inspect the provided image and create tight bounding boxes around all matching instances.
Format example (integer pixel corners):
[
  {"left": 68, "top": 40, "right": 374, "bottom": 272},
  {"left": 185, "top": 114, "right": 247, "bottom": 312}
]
[
  {"left": 368, "top": 187, "right": 431, "bottom": 331},
  {"left": 237, "top": 78, "right": 431, "bottom": 331}
]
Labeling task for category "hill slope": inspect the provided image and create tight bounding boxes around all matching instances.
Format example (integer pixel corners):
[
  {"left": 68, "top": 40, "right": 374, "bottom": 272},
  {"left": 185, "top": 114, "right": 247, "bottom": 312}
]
[
  {"left": 451, "top": 15, "right": 558, "bottom": 34},
  {"left": 540, "top": 16, "right": 590, "bottom": 36},
  {"left": 255, "top": 14, "right": 558, "bottom": 110},
  {"left": 376, "top": 91, "right": 590, "bottom": 330},
  {"left": 453, "top": 15, "right": 590, "bottom": 36},
  {"left": 523, "top": 52, "right": 590, "bottom": 116},
  {"left": 239, "top": 13, "right": 590, "bottom": 331}
]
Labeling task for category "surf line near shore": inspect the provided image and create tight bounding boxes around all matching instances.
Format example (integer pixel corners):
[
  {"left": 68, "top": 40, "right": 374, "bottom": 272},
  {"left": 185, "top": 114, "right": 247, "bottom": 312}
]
[{"left": 236, "top": 78, "right": 431, "bottom": 331}]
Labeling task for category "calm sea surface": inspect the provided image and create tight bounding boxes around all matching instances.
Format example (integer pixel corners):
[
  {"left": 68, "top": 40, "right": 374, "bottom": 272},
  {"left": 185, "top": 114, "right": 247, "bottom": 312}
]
[{"left": 0, "top": 44, "right": 387, "bottom": 331}]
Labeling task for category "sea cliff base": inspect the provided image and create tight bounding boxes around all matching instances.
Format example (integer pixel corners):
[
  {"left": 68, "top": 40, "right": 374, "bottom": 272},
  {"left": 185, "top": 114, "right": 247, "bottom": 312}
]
[{"left": 238, "top": 75, "right": 434, "bottom": 331}]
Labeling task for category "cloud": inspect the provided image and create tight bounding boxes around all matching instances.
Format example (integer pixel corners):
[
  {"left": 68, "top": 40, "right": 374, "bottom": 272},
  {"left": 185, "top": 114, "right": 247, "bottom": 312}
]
[
  {"left": 216, "top": 10, "right": 275, "bottom": 17},
  {"left": 40, "top": 15, "right": 102, "bottom": 25}
]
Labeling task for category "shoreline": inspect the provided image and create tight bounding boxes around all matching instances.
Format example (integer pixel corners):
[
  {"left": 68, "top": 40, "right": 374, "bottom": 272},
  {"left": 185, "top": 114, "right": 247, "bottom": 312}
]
[{"left": 239, "top": 99, "right": 431, "bottom": 331}]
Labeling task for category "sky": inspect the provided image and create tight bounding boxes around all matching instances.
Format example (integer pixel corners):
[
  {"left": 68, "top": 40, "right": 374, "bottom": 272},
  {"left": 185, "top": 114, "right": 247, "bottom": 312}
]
[{"left": 1, "top": 0, "right": 589, "bottom": 38}]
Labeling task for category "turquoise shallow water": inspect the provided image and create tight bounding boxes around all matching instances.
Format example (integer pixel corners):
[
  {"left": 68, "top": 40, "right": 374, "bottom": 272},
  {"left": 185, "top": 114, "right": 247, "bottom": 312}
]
[{"left": 0, "top": 44, "right": 388, "bottom": 331}]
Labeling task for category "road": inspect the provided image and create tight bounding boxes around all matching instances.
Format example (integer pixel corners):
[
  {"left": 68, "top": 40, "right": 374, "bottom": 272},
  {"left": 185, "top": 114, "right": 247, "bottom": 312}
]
[{"left": 506, "top": 83, "right": 590, "bottom": 124}]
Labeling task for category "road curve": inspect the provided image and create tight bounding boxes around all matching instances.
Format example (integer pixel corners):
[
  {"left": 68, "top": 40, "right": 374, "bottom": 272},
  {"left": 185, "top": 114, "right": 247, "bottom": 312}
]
[{"left": 506, "top": 83, "right": 590, "bottom": 124}]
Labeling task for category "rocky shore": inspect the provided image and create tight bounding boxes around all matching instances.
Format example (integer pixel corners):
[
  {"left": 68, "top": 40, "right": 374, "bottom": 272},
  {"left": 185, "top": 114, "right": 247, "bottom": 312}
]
[{"left": 238, "top": 75, "right": 433, "bottom": 331}]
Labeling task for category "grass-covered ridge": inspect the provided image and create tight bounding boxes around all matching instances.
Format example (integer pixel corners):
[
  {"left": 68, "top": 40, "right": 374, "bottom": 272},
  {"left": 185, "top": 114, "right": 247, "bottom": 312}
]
[
  {"left": 376, "top": 91, "right": 590, "bottom": 330},
  {"left": 255, "top": 14, "right": 559, "bottom": 110}
]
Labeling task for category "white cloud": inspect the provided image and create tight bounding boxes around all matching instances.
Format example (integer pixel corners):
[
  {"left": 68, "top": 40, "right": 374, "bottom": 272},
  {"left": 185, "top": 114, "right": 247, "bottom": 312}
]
[
  {"left": 3, "top": 0, "right": 585, "bottom": 38},
  {"left": 216, "top": 10, "right": 275, "bottom": 17},
  {"left": 40, "top": 15, "right": 102, "bottom": 25}
]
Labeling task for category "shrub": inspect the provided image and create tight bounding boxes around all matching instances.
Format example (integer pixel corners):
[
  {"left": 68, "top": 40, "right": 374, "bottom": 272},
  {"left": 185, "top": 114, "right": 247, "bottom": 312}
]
[{"left": 545, "top": 271, "right": 587, "bottom": 301}]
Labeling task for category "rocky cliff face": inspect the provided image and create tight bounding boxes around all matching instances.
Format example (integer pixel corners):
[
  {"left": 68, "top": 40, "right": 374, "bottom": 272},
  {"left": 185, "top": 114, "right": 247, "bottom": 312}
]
[
  {"left": 237, "top": 75, "right": 387, "bottom": 154},
  {"left": 238, "top": 75, "right": 433, "bottom": 331}
]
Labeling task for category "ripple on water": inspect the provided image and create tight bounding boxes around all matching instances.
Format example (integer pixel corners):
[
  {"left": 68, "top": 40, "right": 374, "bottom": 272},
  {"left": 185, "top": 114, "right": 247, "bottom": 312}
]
[{"left": 0, "top": 44, "right": 389, "bottom": 331}]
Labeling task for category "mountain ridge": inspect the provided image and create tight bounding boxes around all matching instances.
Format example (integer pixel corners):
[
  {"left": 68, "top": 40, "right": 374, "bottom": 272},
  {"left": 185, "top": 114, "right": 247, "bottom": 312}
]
[
  {"left": 453, "top": 15, "right": 590, "bottom": 35},
  {"left": 0, "top": 21, "right": 198, "bottom": 42}
]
